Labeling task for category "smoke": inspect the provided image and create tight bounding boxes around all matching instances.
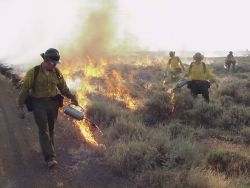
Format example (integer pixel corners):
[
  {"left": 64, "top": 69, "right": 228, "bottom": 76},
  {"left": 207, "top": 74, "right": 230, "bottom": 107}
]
[
  {"left": 0, "top": 0, "right": 84, "bottom": 65},
  {"left": 64, "top": 0, "right": 117, "bottom": 59},
  {"left": 0, "top": 0, "right": 141, "bottom": 66}
]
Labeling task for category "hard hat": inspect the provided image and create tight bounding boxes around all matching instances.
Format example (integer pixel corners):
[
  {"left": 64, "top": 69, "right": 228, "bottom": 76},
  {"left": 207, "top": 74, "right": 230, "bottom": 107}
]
[
  {"left": 41, "top": 48, "right": 61, "bottom": 64},
  {"left": 169, "top": 51, "right": 175, "bottom": 56},
  {"left": 193, "top": 52, "right": 204, "bottom": 61}
]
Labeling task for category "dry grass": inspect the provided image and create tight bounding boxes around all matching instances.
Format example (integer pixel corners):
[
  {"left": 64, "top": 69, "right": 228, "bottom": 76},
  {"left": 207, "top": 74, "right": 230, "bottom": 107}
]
[
  {"left": 89, "top": 56, "right": 250, "bottom": 187},
  {"left": 206, "top": 150, "right": 250, "bottom": 176},
  {"left": 2, "top": 55, "right": 250, "bottom": 187}
]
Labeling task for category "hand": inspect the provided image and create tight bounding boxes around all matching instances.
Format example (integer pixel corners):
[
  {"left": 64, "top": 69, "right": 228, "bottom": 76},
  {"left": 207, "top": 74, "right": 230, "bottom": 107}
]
[
  {"left": 17, "top": 107, "right": 25, "bottom": 119},
  {"left": 71, "top": 96, "right": 79, "bottom": 106}
]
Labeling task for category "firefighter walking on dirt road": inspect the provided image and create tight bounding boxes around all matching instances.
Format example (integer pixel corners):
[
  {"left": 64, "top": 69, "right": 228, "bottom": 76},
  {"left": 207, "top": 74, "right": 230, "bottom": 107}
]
[
  {"left": 17, "top": 48, "right": 78, "bottom": 168},
  {"left": 185, "top": 52, "right": 217, "bottom": 103}
]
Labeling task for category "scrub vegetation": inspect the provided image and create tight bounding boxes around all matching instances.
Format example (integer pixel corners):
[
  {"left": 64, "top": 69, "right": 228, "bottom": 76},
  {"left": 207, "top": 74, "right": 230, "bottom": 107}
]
[{"left": 86, "top": 56, "right": 250, "bottom": 187}]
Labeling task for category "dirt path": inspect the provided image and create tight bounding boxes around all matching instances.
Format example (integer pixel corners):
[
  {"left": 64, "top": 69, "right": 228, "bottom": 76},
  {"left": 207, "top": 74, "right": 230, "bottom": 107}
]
[{"left": 0, "top": 75, "right": 132, "bottom": 188}]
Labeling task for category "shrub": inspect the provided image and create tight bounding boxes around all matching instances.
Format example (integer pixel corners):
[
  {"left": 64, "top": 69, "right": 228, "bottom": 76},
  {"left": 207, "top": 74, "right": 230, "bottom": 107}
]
[
  {"left": 182, "top": 99, "right": 224, "bottom": 128},
  {"left": 218, "top": 106, "right": 250, "bottom": 129},
  {"left": 218, "top": 80, "right": 240, "bottom": 98},
  {"left": 240, "top": 127, "right": 250, "bottom": 145},
  {"left": 220, "top": 95, "right": 234, "bottom": 107},
  {"left": 140, "top": 91, "right": 170, "bottom": 124},
  {"left": 106, "top": 117, "right": 147, "bottom": 143},
  {"left": 167, "top": 121, "right": 195, "bottom": 140},
  {"left": 135, "top": 169, "right": 175, "bottom": 188},
  {"left": 206, "top": 151, "right": 250, "bottom": 176},
  {"left": 147, "top": 129, "right": 171, "bottom": 166},
  {"left": 174, "top": 89, "right": 194, "bottom": 113},
  {"left": 87, "top": 95, "right": 131, "bottom": 127},
  {"left": 105, "top": 141, "right": 160, "bottom": 175},
  {"left": 163, "top": 138, "right": 201, "bottom": 169}
]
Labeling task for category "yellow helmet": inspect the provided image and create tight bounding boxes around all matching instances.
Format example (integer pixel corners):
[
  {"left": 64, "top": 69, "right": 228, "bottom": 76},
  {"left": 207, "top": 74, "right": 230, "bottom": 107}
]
[{"left": 193, "top": 52, "right": 204, "bottom": 61}]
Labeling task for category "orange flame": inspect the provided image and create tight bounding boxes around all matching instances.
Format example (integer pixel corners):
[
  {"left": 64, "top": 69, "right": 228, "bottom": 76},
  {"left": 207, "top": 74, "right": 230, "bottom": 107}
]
[
  {"left": 167, "top": 88, "right": 176, "bottom": 113},
  {"left": 59, "top": 56, "right": 138, "bottom": 145},
  {"left": 105, "top": 69, "right": 137, "bottom": 110}
]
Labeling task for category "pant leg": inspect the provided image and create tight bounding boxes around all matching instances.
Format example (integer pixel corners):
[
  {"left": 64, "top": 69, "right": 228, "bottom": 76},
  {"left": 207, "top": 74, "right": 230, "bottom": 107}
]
[
  {"left": 47, "top": 99, "right": 59, "bottom": 147},
  {"left": 201, "top": 85, "right": 210, "bottom": 103},
  {"left": 189, "top": 81, "right": 209, "bottom": 102},
  {"left": 232, "top": 62, "right": 236, "bottom": 72},
  {"left": 226, "top": 61, "right": 231, "bottom": 71},
  {"left": 32, "top": 99, "right": 56, "bottom": 162},
  {"left": 188, "top": 81, "right": 198, "bottom": 99}
]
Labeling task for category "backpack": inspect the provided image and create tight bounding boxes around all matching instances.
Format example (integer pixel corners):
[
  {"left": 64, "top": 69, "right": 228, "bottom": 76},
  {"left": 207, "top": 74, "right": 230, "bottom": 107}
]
[
  {"left": 25, "top": 66, "right": 63, "bottom": 111},
  {"left": 33, "top": 65, "right": 62, "bottom": 83},
  {"left": 188, "top": 62, "right": 207, "bottom": 74}
]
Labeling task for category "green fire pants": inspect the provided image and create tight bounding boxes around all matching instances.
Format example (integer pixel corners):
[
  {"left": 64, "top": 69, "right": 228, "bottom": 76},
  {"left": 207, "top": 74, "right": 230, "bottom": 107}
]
[
  {"left": 32, "top": 97, "right": 59, "bottom": 162},
  {"left": 187, "top": 80, "right": 210, "bottom": 103}
]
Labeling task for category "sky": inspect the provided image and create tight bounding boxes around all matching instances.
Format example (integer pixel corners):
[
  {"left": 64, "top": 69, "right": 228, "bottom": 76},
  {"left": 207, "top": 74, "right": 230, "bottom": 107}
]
[
  {"left": 117, "top": 0, "right": 250, "bottom": 51},
  {"left": 0, "top": 0, "right": 249, "bottom": 64}
]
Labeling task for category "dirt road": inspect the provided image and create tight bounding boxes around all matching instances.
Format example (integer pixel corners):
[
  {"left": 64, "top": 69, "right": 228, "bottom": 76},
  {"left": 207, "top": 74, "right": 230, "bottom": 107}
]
[{"left": 0, "top": 75, "right": 132, "bottom": 188}]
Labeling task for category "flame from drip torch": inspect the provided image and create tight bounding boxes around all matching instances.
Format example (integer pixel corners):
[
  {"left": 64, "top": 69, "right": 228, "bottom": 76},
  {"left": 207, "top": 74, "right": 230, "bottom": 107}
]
[
  {"left": 59, "top": 57, "right": 138, "bottom": 145},
  {"left": 167, "top": 88, "right": 176, "bottom": 113}
]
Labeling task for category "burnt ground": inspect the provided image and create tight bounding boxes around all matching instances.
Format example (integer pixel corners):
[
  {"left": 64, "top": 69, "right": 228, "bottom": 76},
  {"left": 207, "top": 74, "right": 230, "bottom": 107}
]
[{"left": 0, "top": 74, "right": 133, "bottom": 188}]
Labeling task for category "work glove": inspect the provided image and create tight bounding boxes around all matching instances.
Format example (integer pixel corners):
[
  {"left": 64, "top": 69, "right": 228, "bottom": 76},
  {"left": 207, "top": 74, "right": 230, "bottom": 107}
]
[
  {"left": 17, "top": 106, "right": 25, "bottom": 119},
  {"left": 71, "top": 95, "right": 79, "bottom": 106}
]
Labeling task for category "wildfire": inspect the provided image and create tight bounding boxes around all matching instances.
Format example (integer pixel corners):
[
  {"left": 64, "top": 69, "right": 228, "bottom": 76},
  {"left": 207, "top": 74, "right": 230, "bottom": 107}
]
[
  {"left": 167, "top": 88, "right": 176, "bottom": 113},
  {"left": 59, "top": 56, "right": 138, "bottom": 145},
  {"left": 105, "top": 69, "right": 137, "bottom": 110}
]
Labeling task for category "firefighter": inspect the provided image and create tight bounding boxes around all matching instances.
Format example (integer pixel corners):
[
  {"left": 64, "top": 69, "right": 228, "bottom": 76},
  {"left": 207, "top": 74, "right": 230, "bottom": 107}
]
[
  {"left": 167, "top": 51, "right": 185, "bottom": 80},
  {"left": 185, "top": 52, "right": 217, "bottom": 103},
  {"left": 225, "top": 51, "right": 236, "bottom": 72},
  {"left": 17, "top": 48, "right": 78, "bottom": 168}
]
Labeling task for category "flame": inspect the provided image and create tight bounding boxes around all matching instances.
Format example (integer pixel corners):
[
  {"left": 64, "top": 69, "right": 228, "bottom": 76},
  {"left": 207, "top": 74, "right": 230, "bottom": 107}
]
[
  {"left": 74, "top": 119, "right": 98, "bottom": 146},
  {"left": 167, "top": 88, "right": 176, "bottom": 113},
  {"left": 105, "top": 69, "right": 137, "bottom": 110},
  {"left": 58, "top": 56, "right": 138, "bottom": 145}
]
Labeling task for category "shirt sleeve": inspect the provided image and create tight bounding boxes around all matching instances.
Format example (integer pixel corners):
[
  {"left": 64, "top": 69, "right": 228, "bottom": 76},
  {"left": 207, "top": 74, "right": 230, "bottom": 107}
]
[
  {"left": 178, "top": 57, "right": 185, "bottom": 69},
  {"left": 18, "top": 69, "right": 34, "bottom": 107},
  {"left": 206, "top": 68, "right": 217, "bottom": 81}
]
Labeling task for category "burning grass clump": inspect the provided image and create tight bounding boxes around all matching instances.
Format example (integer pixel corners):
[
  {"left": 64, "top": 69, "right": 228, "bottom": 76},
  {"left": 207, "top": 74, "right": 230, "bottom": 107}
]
[{"left": 206, "top": 151, "right": 250, "bottom": 176}]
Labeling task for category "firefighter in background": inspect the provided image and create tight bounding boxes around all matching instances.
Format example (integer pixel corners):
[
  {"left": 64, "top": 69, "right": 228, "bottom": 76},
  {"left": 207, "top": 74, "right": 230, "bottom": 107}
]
[
  {"left": 185, "top": 52, "right": 217, "bottom": 103},
  {"left": 225, "top": 51, "right": 236, "bottom": 72},
  {"left": 167, "top": 51, "right": 185, "bottom": 80}
]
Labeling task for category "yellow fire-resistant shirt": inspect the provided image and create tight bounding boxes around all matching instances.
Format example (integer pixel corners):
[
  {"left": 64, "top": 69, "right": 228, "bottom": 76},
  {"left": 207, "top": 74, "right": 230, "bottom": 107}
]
[
  {"left": 225, "top": 54, "right": 236, "bottom": 62},
  {"left": 185, "top": 62, "right": 217, "bottom": 81},
  {"left": 18, "top": 64, "right": 73, "bottom": 107},
  {"left": 168, "top": 56, "right": 184, "bottom": 70}
]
